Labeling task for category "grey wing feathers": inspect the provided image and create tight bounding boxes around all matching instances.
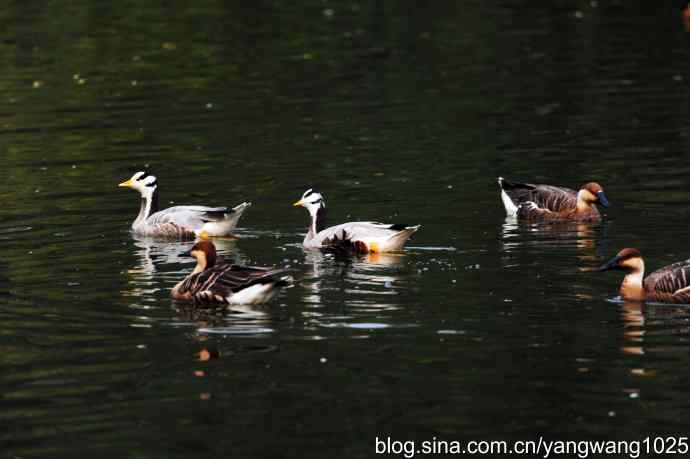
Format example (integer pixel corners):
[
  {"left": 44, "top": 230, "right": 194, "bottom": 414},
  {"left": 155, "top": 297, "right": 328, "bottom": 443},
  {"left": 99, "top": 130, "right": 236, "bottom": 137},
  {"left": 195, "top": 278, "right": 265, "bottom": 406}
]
[
  {"left": 150, "top": 206, "right": 229, "bottom": 223},
  {"left": 644, "top": 260, "right": 690, "bottom": 303},
  {"left": 180, "top": 206, "right": 230, "bottom": 221},
  {"left": 146, "top": 207, "right": 231, "bottom": 235},
  {"left": 315, "top": 222, "right": 404, "bottom": 242}
]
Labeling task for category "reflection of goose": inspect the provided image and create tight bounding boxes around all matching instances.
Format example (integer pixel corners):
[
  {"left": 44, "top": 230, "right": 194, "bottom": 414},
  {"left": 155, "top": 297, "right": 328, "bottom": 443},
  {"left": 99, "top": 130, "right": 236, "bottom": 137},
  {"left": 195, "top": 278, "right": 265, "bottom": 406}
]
[
  {"left": 123, "top": 236, "right": 242, "bottom": 300},
  {"left": 620, "top": 301, "right": 645, "bottom": 356},
  {"left": 498, "top": 177, "right": 609, "bottom": 221},
  {"left": 619, "top": 300, "right": 690, "bottom": 358},
  {"left": 301, "top": 249, "right": 402, "bottom": 309},
  {"left": 599, "top": 248, "right": 690, "bottom": 304},
  {"left": 172, "top": 241, "right": 291, "bottom": 306},
  {"left": 118, "top": 171, "right": 251, "bottom": 238},
  {"left": 293, "top": 188, "right": 419, "bottom": 253},
  {"left": 129, "top": 235, "right": 240, "bottom": 275},
  {"left": 500, "top": 219, "right": 605, "bottom": 256},
  {"left": 303, "top": 248, "right": 406, "bottom": 278},
  {"left": 175, "top": 302, "right": 268, "bottom": 324}
]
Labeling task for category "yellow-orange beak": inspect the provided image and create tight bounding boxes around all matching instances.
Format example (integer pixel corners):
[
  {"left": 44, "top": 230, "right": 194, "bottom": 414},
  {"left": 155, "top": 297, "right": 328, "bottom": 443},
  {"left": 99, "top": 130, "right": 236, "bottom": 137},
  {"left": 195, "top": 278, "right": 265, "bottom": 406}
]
[
  {"left": 292, "top": 199, "right": 305, "bottom": 207},
  {"left": 118, "top": 179, "right": 134, "bottom": 188}
]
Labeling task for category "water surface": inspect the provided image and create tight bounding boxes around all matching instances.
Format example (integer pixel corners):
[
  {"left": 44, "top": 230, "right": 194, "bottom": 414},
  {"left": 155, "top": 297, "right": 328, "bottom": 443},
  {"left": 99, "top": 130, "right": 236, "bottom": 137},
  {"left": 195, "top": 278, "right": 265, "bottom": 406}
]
[{"left": 2, "top": 1, "right": 690, "bottom": 457}]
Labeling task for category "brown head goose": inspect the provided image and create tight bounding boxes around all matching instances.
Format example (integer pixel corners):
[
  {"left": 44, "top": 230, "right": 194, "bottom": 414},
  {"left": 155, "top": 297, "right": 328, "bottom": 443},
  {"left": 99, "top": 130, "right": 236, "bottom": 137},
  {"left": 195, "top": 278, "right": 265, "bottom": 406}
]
[
  {"left": 118, "top": 171, "right": 251, "bottom": 239},
  {"left": 171, "top": 240, "right": 291, "bottom": 306},
  {"left": 599, "top": 248, "right": 690, "bottom": 304},
  {"left": 497, "top": 177, "right": 609, "bottom": 221},
  {"left": 292, "top": 188, "right": 420, "bottom": 253}
]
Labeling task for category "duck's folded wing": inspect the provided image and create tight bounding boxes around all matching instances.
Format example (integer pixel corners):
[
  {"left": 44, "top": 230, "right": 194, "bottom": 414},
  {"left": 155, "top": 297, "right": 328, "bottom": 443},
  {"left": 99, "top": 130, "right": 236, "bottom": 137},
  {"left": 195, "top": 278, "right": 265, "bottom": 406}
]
[
  {"left": 502, "top": 180, "right": 577, "bottom": 212},
  {"left": 531, "top": 185, "right": 578, "bottom": 211},
  {"left": 184, "top": 264, "right": 289, "bottom": 298},
  {"left": 149, "top": 206, "right": 230, "bottom": 229},
  {"left": 315, "top": 222, "right": 405, "bottom": 244},
  {"left": 644, "top": 260, "right": 690, "bottom": 303}
]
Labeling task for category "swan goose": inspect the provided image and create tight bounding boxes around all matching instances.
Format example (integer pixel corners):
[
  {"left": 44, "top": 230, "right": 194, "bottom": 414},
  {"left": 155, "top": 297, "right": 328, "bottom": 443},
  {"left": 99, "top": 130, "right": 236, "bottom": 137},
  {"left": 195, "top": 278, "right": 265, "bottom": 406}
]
[
  {"left": 599, "top": 248, "right": 690, "bottom": 304},
  {"left": 498, "top": 177, "right": 609, "bottom": 221}
]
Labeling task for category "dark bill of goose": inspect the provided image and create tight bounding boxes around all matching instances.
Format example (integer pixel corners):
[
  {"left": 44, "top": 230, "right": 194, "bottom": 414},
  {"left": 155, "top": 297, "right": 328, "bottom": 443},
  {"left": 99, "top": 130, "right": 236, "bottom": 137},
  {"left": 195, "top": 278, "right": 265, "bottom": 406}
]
[
  {"left": 596, "top": 191, "right": 610, "bottom": 207},
  {"left": 598, "top": 255, "right": 624, "bottom": 272}
]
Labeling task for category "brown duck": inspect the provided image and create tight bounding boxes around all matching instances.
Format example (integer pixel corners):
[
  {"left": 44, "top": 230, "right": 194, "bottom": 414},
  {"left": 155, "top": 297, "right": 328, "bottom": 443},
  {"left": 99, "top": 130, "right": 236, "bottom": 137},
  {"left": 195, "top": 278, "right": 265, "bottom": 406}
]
[
  {"left": 599, "top": 248, "right": 690, "bottom": 304},
  {"left": 171, "top": 241, "right": 290, "bottom": 306},
  {"left": 498, "top": 177, "right": 610, "bottom": 221}
]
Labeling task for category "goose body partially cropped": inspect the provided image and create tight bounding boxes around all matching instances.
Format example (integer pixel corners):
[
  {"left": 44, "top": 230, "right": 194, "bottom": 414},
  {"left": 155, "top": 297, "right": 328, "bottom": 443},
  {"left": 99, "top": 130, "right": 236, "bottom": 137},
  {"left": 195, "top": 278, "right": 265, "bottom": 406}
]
[
  {"left": 293, "top": 188, "right": 419, "bottom": 253},
  {"left": 171, "top": 241, "right": 290, "bottom": 306},
  {"left": 599, "top": 248, "right": 690, "bottom": 304},
  {"left": 118, "top": 171, "right": 251, "bottom": 239},
  {"left": 497, "top": 177, "right": 609, "bottom": 221}
]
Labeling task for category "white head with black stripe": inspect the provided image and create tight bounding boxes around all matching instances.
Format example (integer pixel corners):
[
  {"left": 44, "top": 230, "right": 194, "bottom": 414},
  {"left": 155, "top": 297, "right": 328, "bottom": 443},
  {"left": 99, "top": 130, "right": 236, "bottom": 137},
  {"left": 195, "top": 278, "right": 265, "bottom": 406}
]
[
  {"left": 293, "top": 188, "right": 325, "bottom": 216},
  {"left": 118, "top": 170, "right": 158, "bottom": 199}
]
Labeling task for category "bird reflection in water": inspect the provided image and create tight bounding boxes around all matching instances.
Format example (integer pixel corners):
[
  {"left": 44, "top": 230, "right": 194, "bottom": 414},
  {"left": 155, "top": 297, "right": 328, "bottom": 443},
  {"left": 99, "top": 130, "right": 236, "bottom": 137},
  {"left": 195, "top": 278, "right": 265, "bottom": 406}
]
[
  {"left": 620, "top": 301, "right": 645, "bottom": 356},
  {"left": 300, "top": 248, "right": 406, "bottom": 336},
  {"left": 190, "top": 339, "right": 278, "bottom": 401},
  {"left": 500, "top": 219, "right": 608, "bottom": 269},
  {"left": 620, "top": 299, "right": 690, "bottom": 360},
  {"left": 123, "top": 235, "right": 242, "bottom": 299},
  {"left": 175, "top": 301, "right": 269, "bottom": 323},
  {"left": 501, "top": 218, "right": 605, "bottom": 250},
  {"left": 193, "top": 344, "right": 219, "bottom": 401},
  {"left": 302, "top": 250, "right": 404, "bottom": 296}
]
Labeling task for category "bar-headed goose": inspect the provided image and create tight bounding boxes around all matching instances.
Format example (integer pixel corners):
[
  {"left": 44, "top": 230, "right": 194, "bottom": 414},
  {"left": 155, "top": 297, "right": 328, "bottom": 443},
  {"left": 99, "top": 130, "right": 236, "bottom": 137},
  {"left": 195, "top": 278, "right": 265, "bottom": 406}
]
[
  {"left": 293, "top": 188, "right": 419, "bottom": 253},
  {"left": 498, "top": 177, "right": 609, "bottom": 221},
  {"left": 171, "top": 240, "right": 291, "bottom": 306},
  {"left": 118, "top": 171, "right": 250, "bottom": 239},
  {"left": 599, "top": 248, "right": 690, "bottom": 304}
]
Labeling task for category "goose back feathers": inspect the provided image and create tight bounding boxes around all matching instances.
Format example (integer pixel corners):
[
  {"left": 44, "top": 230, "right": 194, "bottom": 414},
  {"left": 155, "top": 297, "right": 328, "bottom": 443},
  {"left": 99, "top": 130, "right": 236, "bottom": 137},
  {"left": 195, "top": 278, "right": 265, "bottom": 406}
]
[
  {"left": 498, "top": 177, "right": 609, "bottom": 221},
  {"left": 171, "top": 241, "right": 290, "bottom": 306},
  {"left": 643, "top": 261, "right": 690, "bottom": 304}
]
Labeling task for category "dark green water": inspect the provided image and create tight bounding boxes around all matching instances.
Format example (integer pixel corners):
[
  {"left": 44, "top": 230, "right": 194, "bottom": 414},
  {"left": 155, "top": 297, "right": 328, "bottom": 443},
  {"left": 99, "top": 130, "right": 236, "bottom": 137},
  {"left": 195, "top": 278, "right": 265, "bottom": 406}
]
[{"left": 2, "top": 1, "right": 690, "bottom": 457}]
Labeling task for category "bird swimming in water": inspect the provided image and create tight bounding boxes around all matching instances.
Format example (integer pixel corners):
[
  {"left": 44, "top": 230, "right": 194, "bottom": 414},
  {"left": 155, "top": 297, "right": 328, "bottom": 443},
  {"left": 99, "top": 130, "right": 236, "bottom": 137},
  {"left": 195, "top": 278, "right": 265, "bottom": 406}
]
[
  {"left": 599, "top": 248, "right": 690, "bottom": 304},
  {"left": 293, "top": 188, "right": 420, "bottom": 253},
  {"left": 171, "top": 240, "right": 291, "bottom": 306},
  {"left": 498, "top": 177, "right": 609, "bottom": 221},
  {"left": 118, "top": 171, "right": 251, "bottom": 239}
]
